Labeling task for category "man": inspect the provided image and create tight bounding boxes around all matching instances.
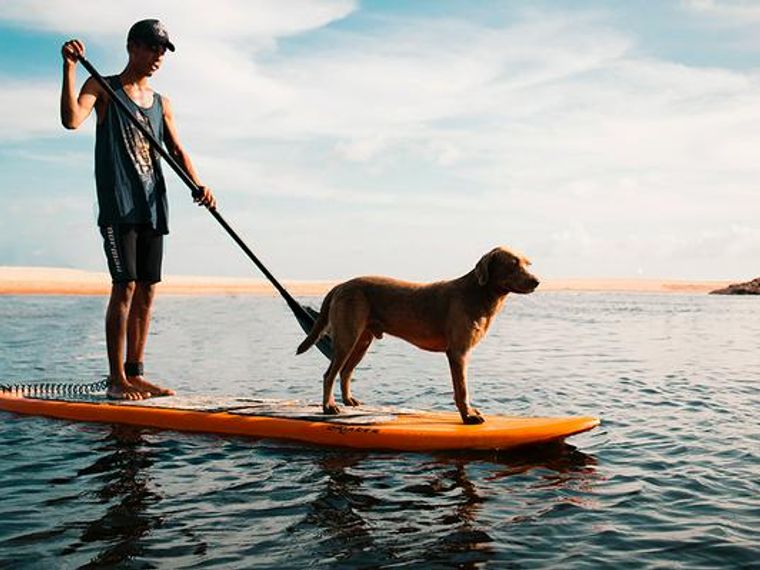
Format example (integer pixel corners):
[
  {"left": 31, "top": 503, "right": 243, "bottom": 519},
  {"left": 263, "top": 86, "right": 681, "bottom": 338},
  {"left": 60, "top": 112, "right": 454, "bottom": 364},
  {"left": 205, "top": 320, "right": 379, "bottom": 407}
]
[{"left": 60, "top": 20, "right": 216, "bottom": 400}]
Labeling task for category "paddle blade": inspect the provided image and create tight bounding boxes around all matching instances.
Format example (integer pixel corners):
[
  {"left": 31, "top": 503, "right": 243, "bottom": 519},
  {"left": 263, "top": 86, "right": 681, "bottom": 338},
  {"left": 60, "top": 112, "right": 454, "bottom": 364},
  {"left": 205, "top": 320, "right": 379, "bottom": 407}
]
[{"left": 297, "top": 305, "right": 334, "bottom": 360}]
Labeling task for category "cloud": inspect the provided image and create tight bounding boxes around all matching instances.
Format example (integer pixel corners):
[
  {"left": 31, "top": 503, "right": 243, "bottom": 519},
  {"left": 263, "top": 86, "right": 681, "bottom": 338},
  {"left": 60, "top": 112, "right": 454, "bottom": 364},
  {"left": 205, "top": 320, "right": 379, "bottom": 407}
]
[
  {"left": 681, "top": 0, "right": 760, "bottom": 24},
  {"left": 0, "top": 79, "right": 64, "bottom": 140},
  {"left": 1, "top": 3, "right": 759, "bottom": 279},
  {"left": 0, "top": 0, "right": 356, "bottom": 39},
  {"left": 0, "top": 0, "right": 355, "bottom": 142}
]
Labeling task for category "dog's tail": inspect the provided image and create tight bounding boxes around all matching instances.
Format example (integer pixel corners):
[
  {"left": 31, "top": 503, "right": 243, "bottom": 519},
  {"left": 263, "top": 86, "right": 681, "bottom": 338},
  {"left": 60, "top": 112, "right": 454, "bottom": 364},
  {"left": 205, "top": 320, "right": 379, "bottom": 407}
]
[{"left": 296, "top": 288, "right": 335, "bottom": 355}]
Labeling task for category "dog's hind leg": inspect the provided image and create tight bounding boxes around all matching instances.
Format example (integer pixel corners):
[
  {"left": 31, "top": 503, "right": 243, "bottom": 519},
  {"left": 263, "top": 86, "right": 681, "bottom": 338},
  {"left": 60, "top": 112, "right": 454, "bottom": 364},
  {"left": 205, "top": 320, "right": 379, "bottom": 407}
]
[
  {"left": 339, "top": 329, "right": 373, "bottom": 406},
  {"left": 321, "top": 289, "right": 370, "bottom": 415},
  {"left": 322, "top": 318, "right": 366, "bottom": 415},
  {"left": 322, "top": 350, "right": 350, "bottom": 415}
]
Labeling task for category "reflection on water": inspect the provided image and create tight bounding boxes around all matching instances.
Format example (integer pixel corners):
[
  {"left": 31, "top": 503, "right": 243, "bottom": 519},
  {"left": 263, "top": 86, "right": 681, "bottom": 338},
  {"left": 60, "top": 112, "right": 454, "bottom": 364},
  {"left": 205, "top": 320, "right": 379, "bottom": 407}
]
[
  {"left": 296, "top": 451, "right": 379, "bottom": 565},
  {"left": 61, "top": 426, "right": 162, "bottom": 567},
  {"left": 1, "top": 293, "right": 758, "bottom": 568},
  {"left": 55, "top": 433, "right": 598, "bottom": 568}
]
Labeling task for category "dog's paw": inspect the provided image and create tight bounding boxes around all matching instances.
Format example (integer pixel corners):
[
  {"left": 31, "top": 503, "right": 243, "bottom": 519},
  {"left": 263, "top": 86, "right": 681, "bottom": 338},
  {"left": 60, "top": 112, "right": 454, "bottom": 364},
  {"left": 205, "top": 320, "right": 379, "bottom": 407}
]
[
  {"left": 463, "top": 410, "right": 485, "bottom": 425},
  {"left": 323, "top": 403, "right": 341, "bottom": 415},
  {"left": 343, "top": 396, "right": 363, "bottom": 407}
]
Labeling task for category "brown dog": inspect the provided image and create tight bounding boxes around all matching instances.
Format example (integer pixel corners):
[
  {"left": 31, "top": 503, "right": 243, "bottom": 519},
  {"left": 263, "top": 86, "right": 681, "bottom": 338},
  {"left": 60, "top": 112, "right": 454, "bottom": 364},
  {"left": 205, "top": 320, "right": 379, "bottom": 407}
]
[{"left": 296, "top": 246, "right": 539, "bottom": 424}]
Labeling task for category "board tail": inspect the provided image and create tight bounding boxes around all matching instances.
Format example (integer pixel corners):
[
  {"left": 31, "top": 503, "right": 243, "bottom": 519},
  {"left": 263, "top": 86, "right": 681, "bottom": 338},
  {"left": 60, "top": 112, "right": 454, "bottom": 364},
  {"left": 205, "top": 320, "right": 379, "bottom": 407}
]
[{"left": 296, "top": 289, "right": 334, "bottom": 355}]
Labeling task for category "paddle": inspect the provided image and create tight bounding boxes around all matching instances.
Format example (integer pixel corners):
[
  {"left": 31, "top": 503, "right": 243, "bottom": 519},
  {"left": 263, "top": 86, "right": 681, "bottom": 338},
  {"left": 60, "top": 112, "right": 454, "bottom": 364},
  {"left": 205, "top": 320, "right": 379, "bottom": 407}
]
[{"left": 76, "top": 55, "right": 333, "bottom": 360}]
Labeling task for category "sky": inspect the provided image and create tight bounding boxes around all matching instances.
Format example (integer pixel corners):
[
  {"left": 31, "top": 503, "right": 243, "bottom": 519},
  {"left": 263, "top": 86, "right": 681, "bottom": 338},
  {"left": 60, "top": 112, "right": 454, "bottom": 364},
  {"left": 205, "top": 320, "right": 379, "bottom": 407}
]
[{"left": 0, "top": 0, "right": 758, "bottom": 281}]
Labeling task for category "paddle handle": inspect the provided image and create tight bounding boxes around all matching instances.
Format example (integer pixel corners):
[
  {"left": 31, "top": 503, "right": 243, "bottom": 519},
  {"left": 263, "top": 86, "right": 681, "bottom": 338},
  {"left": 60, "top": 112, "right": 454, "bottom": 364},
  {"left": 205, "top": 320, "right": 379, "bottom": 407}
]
[{"left": 77, "top": 56, "right": 306, "bottom": 314}]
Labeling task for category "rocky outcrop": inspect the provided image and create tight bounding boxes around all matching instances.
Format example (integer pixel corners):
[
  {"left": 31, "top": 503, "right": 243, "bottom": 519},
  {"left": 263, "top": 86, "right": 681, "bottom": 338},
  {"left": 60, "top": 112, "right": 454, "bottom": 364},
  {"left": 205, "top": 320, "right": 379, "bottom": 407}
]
[{"left": 710, "top": 277, "right": 760, "bottom": 295}]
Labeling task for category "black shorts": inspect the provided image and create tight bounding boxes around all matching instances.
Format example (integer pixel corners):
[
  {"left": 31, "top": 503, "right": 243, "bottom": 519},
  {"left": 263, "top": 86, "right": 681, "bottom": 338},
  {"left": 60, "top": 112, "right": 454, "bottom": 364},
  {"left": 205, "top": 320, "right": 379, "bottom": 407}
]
[{"left": 100, "top": 224, "right": 164, "bottom": 283}]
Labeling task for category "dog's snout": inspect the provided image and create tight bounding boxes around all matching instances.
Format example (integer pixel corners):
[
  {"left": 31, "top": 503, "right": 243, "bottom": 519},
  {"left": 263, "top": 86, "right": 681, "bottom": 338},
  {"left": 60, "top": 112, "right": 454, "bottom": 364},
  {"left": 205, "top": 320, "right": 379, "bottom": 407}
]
[{"left": 520, "top": 274, "right": 539, "bottom": 292}]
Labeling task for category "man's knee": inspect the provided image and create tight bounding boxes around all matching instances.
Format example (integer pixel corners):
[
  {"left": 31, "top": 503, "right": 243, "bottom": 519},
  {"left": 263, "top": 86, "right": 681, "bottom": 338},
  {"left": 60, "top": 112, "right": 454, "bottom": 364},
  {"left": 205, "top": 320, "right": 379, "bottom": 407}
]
[
  {"left": 111, "top": 281, "right": 136, "bottom": 302},
  {"left": 107, "top": 282, "right": 136, "bottom": 320},
  {"left": 113, "top": 280, "right": 136, "bottom": 294},
  {"left": 135, "top": 280, "right": 156, "bottom": 296},
  {"left": 133, "top": 281, "right": 157, "bottom": 306}
]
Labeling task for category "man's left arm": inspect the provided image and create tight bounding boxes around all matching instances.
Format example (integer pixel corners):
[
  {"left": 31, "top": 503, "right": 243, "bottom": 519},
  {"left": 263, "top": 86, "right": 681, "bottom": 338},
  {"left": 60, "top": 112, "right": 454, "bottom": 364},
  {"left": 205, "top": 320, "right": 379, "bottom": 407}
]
[{"left": 162, "top": 96, "right": 216, "bottom": 209}]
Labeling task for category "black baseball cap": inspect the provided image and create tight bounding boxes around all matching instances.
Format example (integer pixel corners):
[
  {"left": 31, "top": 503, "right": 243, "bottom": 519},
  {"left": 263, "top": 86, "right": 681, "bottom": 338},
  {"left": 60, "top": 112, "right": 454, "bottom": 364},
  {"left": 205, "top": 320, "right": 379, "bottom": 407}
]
[{"left": 127, "top": 19, "right": 175, "bottom": 52}]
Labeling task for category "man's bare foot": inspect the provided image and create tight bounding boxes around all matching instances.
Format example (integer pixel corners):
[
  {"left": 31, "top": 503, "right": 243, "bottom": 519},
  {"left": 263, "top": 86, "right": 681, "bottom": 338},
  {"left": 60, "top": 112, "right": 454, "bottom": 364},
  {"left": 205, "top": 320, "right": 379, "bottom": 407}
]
[
  {"left": 107, "top": 377, "right": 149, "bottom": 400},
  {"left": 126, "top": 375, "right": 175, "bottom": 397}
]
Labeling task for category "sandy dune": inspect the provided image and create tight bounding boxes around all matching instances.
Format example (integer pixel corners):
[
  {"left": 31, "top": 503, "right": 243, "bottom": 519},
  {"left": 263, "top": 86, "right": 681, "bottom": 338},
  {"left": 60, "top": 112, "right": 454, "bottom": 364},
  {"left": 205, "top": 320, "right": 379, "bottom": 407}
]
[{"left": 0, "top": 266, "right": 728, "bottom": 296}]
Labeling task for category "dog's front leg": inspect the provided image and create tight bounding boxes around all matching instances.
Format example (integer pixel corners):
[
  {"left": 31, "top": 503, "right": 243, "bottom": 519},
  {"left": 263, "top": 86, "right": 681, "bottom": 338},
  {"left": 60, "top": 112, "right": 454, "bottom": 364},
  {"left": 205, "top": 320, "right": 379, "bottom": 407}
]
[{"left": 446, "top": 350, "right": 485, "bottom": 424}]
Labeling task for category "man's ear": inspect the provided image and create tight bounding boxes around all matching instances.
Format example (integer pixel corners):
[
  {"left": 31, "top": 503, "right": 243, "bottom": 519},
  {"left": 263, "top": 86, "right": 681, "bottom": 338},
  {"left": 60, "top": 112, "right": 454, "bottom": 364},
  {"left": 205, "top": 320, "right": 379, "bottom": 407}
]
[{"left": 474, "top": 248, "right": 499, "bottom": 286}]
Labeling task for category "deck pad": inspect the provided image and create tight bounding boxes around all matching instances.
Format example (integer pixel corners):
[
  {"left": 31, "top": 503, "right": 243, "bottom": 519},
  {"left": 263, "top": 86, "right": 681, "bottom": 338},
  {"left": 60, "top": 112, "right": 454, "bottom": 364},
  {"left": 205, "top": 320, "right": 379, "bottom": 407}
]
[{"left": 98, "top": 395, "right": 405, "bottom": 424}]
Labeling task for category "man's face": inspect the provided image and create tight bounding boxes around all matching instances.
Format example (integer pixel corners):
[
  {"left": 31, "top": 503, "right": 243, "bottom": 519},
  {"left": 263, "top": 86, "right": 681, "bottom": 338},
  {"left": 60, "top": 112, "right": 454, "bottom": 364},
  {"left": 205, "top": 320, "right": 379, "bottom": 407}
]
[{"left": 128, "top": 41, "right": 167, "bottom": 76}]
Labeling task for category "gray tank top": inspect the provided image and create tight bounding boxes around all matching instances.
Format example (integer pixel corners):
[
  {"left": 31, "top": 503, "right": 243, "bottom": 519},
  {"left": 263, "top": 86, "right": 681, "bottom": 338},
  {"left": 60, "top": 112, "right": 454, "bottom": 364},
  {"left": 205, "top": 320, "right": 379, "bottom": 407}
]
[{"left": 95, "top": 76, "right": 168, "bottom": 234}]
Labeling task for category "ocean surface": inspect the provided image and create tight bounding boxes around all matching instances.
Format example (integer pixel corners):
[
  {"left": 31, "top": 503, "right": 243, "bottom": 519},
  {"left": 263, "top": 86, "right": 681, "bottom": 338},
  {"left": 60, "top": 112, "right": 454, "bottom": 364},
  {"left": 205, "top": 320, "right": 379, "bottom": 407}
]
[{"left": 0, "top": 292, "right": 757, "bottom": 569}]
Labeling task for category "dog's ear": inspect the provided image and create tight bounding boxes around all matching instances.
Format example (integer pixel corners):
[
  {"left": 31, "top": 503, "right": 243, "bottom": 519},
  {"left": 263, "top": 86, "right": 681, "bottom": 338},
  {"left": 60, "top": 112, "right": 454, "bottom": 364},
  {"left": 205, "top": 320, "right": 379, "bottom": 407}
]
[{"left": 475, "top": 248, "right": 499, "bottom": 286}]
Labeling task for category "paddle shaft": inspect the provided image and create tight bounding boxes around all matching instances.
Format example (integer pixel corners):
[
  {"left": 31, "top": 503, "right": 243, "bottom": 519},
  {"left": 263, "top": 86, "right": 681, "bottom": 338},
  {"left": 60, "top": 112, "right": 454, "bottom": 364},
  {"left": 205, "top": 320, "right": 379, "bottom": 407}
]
[{"left": 77, "top": 56, "right": 312, "bottom": 323}]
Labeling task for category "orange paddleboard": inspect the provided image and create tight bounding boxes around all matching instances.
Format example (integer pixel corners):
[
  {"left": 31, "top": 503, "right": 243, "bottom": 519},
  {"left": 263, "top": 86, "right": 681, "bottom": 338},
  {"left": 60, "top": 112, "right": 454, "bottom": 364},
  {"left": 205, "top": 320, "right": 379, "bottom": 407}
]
[{"left": 0, "top": 393, "right": 599, "bottom": 452}]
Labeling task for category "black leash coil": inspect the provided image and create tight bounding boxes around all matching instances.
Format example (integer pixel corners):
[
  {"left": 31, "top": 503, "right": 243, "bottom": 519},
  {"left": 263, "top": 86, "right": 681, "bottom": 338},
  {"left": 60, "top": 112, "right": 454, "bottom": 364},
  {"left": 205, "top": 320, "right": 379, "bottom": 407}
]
[{"left": 0, "top": 378, "right": 108, "bottom": 397}]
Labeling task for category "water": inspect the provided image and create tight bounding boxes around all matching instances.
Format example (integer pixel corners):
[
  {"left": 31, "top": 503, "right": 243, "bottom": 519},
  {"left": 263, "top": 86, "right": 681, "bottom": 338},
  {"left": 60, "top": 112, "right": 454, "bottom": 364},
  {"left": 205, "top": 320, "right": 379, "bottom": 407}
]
[{"left": 0, "top": 293, "right": 758, "bottom": 569}]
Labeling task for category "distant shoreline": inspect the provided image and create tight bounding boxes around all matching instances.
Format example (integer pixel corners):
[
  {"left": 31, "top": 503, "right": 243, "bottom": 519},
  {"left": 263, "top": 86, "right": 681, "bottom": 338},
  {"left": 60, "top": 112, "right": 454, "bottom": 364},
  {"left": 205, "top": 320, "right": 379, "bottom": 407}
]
[{"left": 0, "top": 266, "right": 729, "bottom": 296}]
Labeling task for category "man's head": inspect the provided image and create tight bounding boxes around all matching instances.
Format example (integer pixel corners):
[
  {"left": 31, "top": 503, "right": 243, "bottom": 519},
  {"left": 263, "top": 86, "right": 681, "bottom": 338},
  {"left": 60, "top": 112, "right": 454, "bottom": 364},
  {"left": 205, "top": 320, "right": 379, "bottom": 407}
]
[
  {"left": 128, "top": 19, "right": 175, "bottom": 52},
  {"left": 126, "top": 19, "right": 174, "bottom": 76}
]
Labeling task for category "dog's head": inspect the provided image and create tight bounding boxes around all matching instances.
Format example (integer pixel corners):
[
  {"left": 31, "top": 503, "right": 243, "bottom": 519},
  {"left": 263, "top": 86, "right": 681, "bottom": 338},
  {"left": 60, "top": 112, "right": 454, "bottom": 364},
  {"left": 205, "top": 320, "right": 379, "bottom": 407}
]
[{"left": 474, "top": 247, "right": 539, "bottom": 295}]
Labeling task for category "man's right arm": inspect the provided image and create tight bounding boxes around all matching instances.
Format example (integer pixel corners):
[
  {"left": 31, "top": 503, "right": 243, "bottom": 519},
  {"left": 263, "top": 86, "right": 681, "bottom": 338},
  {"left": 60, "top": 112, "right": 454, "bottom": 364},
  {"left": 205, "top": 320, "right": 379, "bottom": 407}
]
[{"left": 60, "top": 39, "right": 101, "bottom": 130}]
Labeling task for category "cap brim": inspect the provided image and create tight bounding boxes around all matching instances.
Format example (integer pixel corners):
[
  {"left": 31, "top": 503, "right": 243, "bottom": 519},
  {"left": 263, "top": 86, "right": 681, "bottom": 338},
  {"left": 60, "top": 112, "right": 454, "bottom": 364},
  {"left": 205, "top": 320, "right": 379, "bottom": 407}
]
[{"left": 165, "top": 40, "right": 175, "bottom": 52}]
